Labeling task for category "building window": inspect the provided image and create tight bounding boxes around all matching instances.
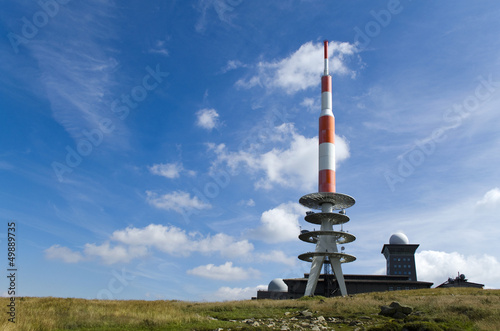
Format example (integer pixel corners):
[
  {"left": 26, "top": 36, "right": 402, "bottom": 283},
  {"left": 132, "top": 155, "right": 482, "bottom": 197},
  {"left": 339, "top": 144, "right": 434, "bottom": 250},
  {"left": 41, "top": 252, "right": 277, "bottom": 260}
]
[{"left": 389, "top": 287, "right": 393, "bottom": 291}]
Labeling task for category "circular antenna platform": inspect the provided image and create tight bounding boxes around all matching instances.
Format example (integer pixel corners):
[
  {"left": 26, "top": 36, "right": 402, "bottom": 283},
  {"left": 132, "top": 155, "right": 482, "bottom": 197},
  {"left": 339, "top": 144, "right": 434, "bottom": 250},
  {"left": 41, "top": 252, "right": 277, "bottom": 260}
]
[
  {"left": 298, "top": 230, "right": 356, "bottom": 245},
  {"left": 298, "top": 252, "right": 356, "bottom": 264},
  {"left": 304, "top": 212, "right": 349, "bottom": 225},
  {"left": 299, "top": 192, "right": 355, "bottom": 210}
]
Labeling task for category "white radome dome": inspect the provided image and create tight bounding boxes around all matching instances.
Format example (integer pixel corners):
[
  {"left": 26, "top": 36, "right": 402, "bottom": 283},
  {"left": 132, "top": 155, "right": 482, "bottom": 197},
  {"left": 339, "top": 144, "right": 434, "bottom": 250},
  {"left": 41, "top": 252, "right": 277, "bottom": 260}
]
[
  {"left": 268, "top": 278, "right": 288, "bottom": 292},
  {"left": 389, "top": 232, "right": 409, "bottom": 245}
]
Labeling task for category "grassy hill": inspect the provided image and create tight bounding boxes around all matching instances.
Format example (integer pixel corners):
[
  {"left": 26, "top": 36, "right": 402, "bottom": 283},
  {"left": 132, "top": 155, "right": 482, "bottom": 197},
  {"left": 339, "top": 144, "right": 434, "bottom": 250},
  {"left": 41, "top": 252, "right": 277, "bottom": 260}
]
[{"left": 1, "top": 288, "right": 499, "bottom": 330}]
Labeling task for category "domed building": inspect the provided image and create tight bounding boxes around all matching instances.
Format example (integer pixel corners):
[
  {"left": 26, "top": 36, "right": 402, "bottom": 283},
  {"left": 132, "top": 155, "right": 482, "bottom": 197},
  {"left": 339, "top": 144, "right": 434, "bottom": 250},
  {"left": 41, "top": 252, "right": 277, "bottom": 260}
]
[
  {"left": 382, "top": 232, "right": 419, "bottom": 281},
  {"left": 268, "top": 278, "right": 288, "bottom": 292},
  {"left": 256, "top": 232, "right": 433, "bottom": 299},
  {"left": 257, "top": 279, "right": 289, "bottom": 299}
]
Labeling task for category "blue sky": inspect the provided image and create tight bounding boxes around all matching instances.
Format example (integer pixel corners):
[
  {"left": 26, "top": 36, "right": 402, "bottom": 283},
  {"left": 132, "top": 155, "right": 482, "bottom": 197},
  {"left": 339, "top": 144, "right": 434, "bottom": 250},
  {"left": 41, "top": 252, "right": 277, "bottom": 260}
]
[{"left": 1, "top": 0, "right": 500, "bottom": 301}]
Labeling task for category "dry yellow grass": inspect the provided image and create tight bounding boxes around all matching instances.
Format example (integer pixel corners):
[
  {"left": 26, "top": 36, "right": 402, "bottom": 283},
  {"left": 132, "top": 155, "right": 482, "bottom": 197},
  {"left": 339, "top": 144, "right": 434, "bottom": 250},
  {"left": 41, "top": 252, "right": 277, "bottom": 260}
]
[{"left": 1, "top": 288, "right": 499, "bottom": 330}]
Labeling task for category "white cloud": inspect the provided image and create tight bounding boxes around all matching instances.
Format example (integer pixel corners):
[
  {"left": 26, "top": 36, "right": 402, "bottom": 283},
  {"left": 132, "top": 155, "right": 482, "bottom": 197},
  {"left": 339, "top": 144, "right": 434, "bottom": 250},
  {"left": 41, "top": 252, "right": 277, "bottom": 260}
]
[
  {"left": 221, "top": 60, "right": 246, "bottom": 73},
  {"left": 416, "top": 250, "right": 500, "bottom": 288},
  {"left": 236, "top": 40, "right": 357, "bottom": 94},
  {"left": 195, "top": 0, "right": 240, "bottom": 33},
  {"left": 196, "top": 108, "right": 220, "bottom": 130},
  {"left": 476, "top": 187, "right": 500, "bottom": 207},
  {"left": 257, "top": 250, "right": 297, "bottom": 266},
  {"left": 111, "top": 224, "right": 192, "bottom": 256},
  {"left": 195, "top": 232, "right": 255, "bottom": 258},
  {"left": 112, "top": 224, "right": 254, "bottom": 258},
  {"left": 210, "top": 123, "right": 350, "bottom": 191},
  {"left": 238, "top": 199, "right": 255, "bottom": 207},
  {"left": 212, "top": 285, "right": 267, "bottom": 301},
  {"left": 148, "top": 163, "right": 183, "bottom": 179},
  {"left": 83, "top": 242, "right": 148, "bottom": 265},
  {"left": 187, "top": 262, "right": 260, "bottom": 281},
  {"left": 148, "top": 39, "right": 169, "bottom": 57},
  {"left": 45, "top": 245, "right": 84, "bottom": 263},
  {"left": 47, "top": 224, "right": 253, "bottom": 264},
  {"left": 300, "top": 97, "right": 317, "bottom": 113},
  {"left": 146, "top": 190, "right": 211, "bottom": 214},
  {"left": 249, "top": 202, "right": 307, "bottom": 243},
  {"left": 19, "top": 2, "right": 131, "bottom": 150}
]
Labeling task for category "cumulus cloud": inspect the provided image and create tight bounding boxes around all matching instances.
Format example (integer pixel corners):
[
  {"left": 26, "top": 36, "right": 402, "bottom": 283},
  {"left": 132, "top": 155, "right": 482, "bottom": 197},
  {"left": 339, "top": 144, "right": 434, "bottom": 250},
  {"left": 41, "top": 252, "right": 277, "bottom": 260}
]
[
  {"left": 210, "top": 123, "right": 350, "bottom": 191},
  {"left": 146, "top": 190, "right": 211, "bottom": 214},
  {"left": 212, "top": 285, "right": 267, "bottom": 301},
  {"left": 112, "top": 224, "right": 254, "bottom": 258},
  {"left": 148, "top": 163, "right": 183, "bottom": 179},
  {"left": 47, "top": 224, "right": 253, "bottom": 264},
  {"left": 416, "top": 250, "right": 500, "bottom": 288},
  {"left": 84, "top": 242, "right": 148, "bottom": 264},
  {"left": 476, "top": 187, "right": 500, "bottom": 208},
  {"left": 196, "top": 108, "right": 220, "bottom": 130},
  {"left": 257, "top": 250, "right": 297, "bottom": 266},
  {"left": 187, "top": 262, "right": 260, "bottom": 281},
  {"left": 249, "top": 202, "right": 307, "bottom": 243},
  {"left": 236, "top": 40, "right": 357, "bottom": 94},
  {"left": 45, "top": 245, "right": 84, "bottom": 263}
]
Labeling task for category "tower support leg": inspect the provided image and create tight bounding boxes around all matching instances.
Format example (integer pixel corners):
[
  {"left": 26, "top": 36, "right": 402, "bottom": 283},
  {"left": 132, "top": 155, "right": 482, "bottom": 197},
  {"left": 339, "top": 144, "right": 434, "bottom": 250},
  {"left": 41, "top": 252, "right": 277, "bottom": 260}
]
[
  {"left": 304, "top": 255, "right": 324, "bottom": 296},
  {"left": 330, "top": 258, "right": 347, "bottom": 296}
]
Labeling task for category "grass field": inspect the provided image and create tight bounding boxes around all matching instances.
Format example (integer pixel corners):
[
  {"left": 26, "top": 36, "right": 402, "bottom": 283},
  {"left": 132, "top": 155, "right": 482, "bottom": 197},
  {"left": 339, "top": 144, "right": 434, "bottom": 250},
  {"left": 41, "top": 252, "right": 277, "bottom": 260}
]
[{"left": 1, "top": 288, "right": 499, "bottom": 330}]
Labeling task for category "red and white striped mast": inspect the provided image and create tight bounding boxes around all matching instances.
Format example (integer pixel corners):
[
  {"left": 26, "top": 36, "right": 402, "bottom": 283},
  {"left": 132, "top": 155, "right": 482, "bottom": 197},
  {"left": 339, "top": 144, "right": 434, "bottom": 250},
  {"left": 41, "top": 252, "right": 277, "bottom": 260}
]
[
  {"left": 298, "top": 40, "right": 356, "bottom": 297},
  {"left": 319, "top": 40, "right": 336, "bottom": 194}
]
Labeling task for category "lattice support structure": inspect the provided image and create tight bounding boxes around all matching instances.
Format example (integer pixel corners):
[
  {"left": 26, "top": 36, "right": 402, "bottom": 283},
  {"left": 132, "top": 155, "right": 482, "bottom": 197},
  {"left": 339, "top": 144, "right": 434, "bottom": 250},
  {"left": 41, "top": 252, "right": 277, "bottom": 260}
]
[{"left": 299, "top": 193, "right": 356, "bottom": 296}]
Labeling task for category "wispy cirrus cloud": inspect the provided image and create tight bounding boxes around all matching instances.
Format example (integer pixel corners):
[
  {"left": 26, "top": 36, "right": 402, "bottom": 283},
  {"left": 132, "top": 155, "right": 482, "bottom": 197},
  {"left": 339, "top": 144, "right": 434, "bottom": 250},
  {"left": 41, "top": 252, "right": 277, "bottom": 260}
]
[
  {"left": 195, "top": 0, "right": 242, "bottom": 33},
  {"left": 13, "top": 1, "right": 134, "bottom": 150}
]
